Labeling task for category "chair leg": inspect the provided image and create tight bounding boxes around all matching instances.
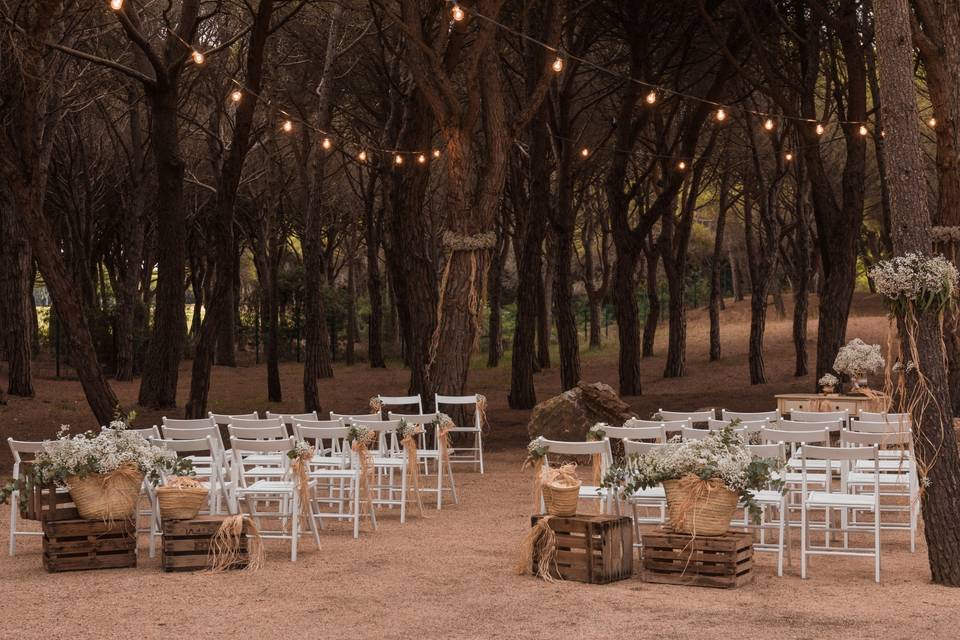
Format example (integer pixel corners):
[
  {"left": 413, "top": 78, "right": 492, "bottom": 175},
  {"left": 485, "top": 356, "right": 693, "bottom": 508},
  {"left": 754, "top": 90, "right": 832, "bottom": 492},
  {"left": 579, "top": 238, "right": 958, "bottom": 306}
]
[
  {"left": 875, "top": 507, "right": 881, "bottom": 584},
  {"left": 436, "top": 457, "right": 444, "bottom": 510},
  {"left": 447, "top": 459, "right": 459, "bottom": 505},
  {"left": 800, "top": 504, "right": 808, "bottom": 580},
  {"left": 291, "top": 493, "right": 299, "bottom": 562},
  {"left": 777, "top": 500, "right": 785, "bottom": 577},
  {"left": 353, "top": 477, "right": 360, "bottom": 539},
  {"left": 478, "top": 431, "right": 484, "bottom": 475},
  {"left": 400, "top": 465, "right": 407, "bottom": 524},
  {"left": 9, "top": 499, "right": 17, "bottom": 557}
]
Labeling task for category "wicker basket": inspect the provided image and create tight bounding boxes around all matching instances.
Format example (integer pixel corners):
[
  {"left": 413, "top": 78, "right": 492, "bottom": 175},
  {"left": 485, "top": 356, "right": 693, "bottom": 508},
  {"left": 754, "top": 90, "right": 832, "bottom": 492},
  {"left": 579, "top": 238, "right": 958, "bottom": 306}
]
[
  {"left": 542, "top": 482, "right": 580, "bottom": 516},
  {"left": 662, "top": 477, "right": 738, "bottom": 536},
  {"left": 66, "top": 468, "right": 145, "bottom": 520},
  {"left": 156, "top": 484, "right": 209, "bottom": 520}
]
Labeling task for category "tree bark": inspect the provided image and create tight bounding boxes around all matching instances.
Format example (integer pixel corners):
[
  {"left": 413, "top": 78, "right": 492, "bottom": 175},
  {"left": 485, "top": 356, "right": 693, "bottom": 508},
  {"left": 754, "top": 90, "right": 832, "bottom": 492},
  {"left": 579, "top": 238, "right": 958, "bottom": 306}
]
[
  {"left": 486, "top": 218, "right": 509, "bottom": 368},
  {"left": 875, "top": 0, "right": 960, "bottom": 585},
  {"left": 642, "top": 243, "right": 660, "bottom": 359},
  {"left": 537, "top": 231, "right": 556, "bottom": 369},
  {"left": 614, "top": 251, "right": 642, "bottom": 395},
  {"left": 364, "top": 179, "right": 386, "bottom": 369},
  {"left": 709, "top": 170, "right": 730, "bottom": 362},
  {"left": 0, "top": 198, "right": 35, "bottom": 396}
]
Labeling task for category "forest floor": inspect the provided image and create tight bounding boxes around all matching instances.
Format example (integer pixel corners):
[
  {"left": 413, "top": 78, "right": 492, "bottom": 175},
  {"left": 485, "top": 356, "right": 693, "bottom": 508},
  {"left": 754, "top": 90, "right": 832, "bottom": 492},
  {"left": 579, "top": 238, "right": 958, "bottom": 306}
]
[{"left": 2, "top": 292, "right": 958, "bottom": 639}]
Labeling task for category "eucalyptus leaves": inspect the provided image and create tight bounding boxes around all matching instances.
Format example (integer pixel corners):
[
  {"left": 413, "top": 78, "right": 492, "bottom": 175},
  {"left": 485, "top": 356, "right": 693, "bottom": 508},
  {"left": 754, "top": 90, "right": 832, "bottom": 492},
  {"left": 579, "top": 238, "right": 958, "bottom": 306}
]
[{"left": 869, "top": 252, "right": 959, "bottom": 314}]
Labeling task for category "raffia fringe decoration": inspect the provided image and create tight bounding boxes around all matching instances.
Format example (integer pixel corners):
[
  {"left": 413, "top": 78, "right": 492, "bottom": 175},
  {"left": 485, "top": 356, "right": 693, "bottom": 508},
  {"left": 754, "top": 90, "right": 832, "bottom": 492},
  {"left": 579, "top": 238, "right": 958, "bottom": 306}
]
[
  {"left": 401, "top": 433, "right": 425, "bottom": 517},
  {"left": 290, "top": 447, "right": 317, "bottom": 547},
  {"left": 66, "top": 465, "right": 145, "bottom": 522},
  {"left": 541, "top": 463, "right": 581, "bottom": 517},
  {"left": 351, "top": 434, "right": 377, "bottom": 522},
  {"left": 437, "top": 415, "right": 455, "bottom": 463},
  {"left": 516, "top": 515, "right": 559, "bottom": 581},
  {"left": 663, "top": 474, "right": 738, "bottom": 537},
  {"left": 476, "top": 394, "right": 490, "bottom": 434},
  {"left": 369, "top": 397, "right": 383, "bottom": 414},
  {"left": 207, "top": 514, "right": 264, "bottom": 573},
  {"left": 522, "top": 455, "right": 545, "bottom": 512}
]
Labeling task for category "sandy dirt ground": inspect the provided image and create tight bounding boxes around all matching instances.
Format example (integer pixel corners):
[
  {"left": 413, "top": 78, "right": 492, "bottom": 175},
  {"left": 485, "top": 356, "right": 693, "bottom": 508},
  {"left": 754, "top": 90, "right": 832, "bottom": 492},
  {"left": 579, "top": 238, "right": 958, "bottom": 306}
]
[{"left": 2, "top": 294, "right": 958, "bottom": 639}]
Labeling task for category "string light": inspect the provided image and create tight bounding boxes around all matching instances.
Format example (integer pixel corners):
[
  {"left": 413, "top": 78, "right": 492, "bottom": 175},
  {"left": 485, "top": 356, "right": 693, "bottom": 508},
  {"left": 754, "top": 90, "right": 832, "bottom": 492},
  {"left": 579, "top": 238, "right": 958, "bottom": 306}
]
[
  {"left": 282, "top": 120, "right": 293, "bottom": 132},
  {"left": 815, "top": 123, "right": 825, "bottom": 136},
  {"left": 451, "top": 3, "right": 465, "bottom": 21},
  {"left": 645, "top": 91, "right": 657, "bottom": 105},
  {"left": 230, "top": 90, "right": 242, "bottom": 102},
  {"left": 322, "top": 137, "right": 332, "bottom": 150},
  {"left": 552, "top": 56, "right": 564, "bottom": 73},
  {"left": 580, "top": 147, "right": 589, "bottom": 157},
  {"left": 432, "top": 149, "right": 441, "bottom": 158},
  {"left": 394, "top": 154, "right": 404, "bottom": 165},
  {"left": 715, "top": 108, "right": 727, "bottom": 122},
  {"left": 785, "top": 152, "right": 793, "bottom": 161},
  {"left": 191, "top": 50, "right": 205, "bottom": 65},
  {"left": 763, "top": 118, "right": 775, "bottom": 131},
  {"left": 677, "top": 160, "right": 687, "bottom": 170},
  {"left": 109, "top": 0, "right": 123, "bottom": 10},
  {"left": 417, "top": 153, "right": 427, "bottom": 164},
  {"left": 358, "top": 150, "right": 367, "bottom": 162},
  {"left": 859, "top": 124, "right": 868, "bottom": 136},
  {"left": 928, "top": 117, "right": 937, "bottom": 128}
]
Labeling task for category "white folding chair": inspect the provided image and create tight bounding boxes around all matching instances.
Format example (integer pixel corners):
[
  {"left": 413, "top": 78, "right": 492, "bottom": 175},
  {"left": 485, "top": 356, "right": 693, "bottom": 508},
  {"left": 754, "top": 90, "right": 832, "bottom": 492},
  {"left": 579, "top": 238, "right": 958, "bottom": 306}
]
[
  {"left": 721, "top": 409, "right": 781, "bottom": 423},
  {"left": 624, "top": 417, "right": 691, "bottom": 437},
  {"left": 857, "top": 411, "right": 910, "bottom": 425},
  {"left": 230, "top": 436, "right": 321, "bottom": 561},
  {"left": 376, "top": 395, "right": 423, "bottom": 417},
  {"left": 293, "top": 420, "right": 374, "bottom": 539},
  {"left": 157, "top": 426, "right": 232, "bottom": 514},
  {"left": 621, "top": 440, "right": 681, "bottom": 535},
  {"left": 800, "top": 444, "right": 882, "bottom": 583},
  {"left": 603, "top": 424, "right": 667, "bottom": 444},
  {"left": 150, "top": 436, "right": 233, "bottom": 518},
  {"left": 210, "top": 411, "right": 260, "bottom": 427},
  {"left": 102, "top": 425, "right": 161, "bottom": 555},
  {"left": 7, "top": 439, "right": 55, "bottom": 556},
  {"left": 329, "top": 412, "right": 383, "bottom": 424},
  {"left": 534, "top": 437, "right": 614, "bottom": 513},
  {"left": 388, "top": 413, "right": 459, "bottom": 510},
  {"left": 790, "top": 409, "right": 849, "bottom": 427},
  {"left": 707, "top": 418, "right": 770, "bottom": 431},
  {"left": 435, "top": 394, "right": 486, "bottom": 473},
  {"left": 658, "top": 409, "right": 715, "bottom": 423},
  {"left": 741, "top": 442, "right": 789, "bottom": 576},
  {"left": 680, "top": 427, "right": 711, "bottom": 441},
  {"left": 267, "top": 411, "right": 319, "bottom": 427},
  {"left": 102, "top": 425, "right": 161, "bottom": 440},
  {"left": 350, "top": 419, "right": 413, "bottom": 522}
]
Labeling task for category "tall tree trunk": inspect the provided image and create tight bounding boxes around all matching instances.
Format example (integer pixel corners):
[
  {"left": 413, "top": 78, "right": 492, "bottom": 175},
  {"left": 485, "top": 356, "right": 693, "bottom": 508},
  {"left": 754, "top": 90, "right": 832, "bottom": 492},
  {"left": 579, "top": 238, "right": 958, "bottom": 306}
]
[
  {"left": 551, "top": 110, "right": 581, "bottom": 391},
  {"left": 0, "top": 198, "right": 35, "bottom": 396},
  {"left": 345, "top": 229, "right": 358, "bottom": 366},
  {"left": 486, "top": 220, "right": 509, "bottom": 368},
  {"left": 729, "top": 251, "right": 744, "bottom": 301},
  {"left": 537, "top": 231, "right": 555, "bottom": 369},
  {"left": 875, "top": 0, "right": 960, "bottom": 585},
  {"left": 642, "top": 244, "right": 660, "bottom": 358},
  {"left": 215, "top": 233, "right": 238, "bottom": 367},
  {"left": 364, "top": 183, "right": 386, "bottom": 369},
  {"left": 614, "top": 250, "right": 642, "bottom": 395},
  {"left": 709, "top": 171, "right": 729, "bottom": 362},
  {"left": 138, "top": 86, "right": 186, "bottom": 409},
  {"left": 0, "top": 0, "right": 118, "bottom": 422}
]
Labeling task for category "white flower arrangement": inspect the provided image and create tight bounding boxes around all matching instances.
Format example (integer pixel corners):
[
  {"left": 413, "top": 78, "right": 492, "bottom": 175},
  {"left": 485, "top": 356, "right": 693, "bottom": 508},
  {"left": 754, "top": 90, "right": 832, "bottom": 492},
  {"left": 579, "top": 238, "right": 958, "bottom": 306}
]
[
  {"left": 869, "top": 252, "right": 958, "bottom": 313},
  {"left": 287, "top": 440, "right": 314, "bottom": 461},
  {"left": 587, "top": 422, "right": 609, "bottom": 441},
  {"left": 818, "top": 373, "right": 839, "bottom": 388},
  {"left": 833, "top": 338, "right": 885, "bottom": 380},
  {"left": 602, "top": 427, "right": 783, "bottom": 519}
]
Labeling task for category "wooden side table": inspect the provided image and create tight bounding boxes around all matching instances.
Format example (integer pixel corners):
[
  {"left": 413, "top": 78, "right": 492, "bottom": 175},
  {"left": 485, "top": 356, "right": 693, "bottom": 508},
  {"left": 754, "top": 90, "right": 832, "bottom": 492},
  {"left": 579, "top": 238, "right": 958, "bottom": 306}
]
[{"left": 775, "top": 393, "right": 888, "bottom": 417}]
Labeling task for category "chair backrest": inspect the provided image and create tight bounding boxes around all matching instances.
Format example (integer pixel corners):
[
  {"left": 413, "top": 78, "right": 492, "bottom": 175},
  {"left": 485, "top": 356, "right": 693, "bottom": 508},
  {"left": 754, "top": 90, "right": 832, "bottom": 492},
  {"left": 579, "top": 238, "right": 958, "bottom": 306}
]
[
  {"left": 163, "top": 417, "right": 215, "bottom": 429},
  {"left": 266, "top": 411, "right": 319, "bottom": 425},
  {"left": 840, "top": 429, "right": 912, "bottom": 449},
  {"left": 850, "top": 419, "right": 911, "bottom": 434},
  {"left": 102, "top": 425, "right": 161, "bottom": 440},
  {"left": 623, "top": 440, "right": 680, "bottom": 457},
  {"left": 150, "top": 435, "right": 215, "bottom": 456},
  {"left": 789, "top": 409, "right": 848, "bottom": 425},
  {"left": 760, "top": 427, "right": 831, "bottom": 455},
  {"left": 603, "top": 425, "right": 666, "bottom": 443},
  {"left": 777, "top": 418, "right": 843, "bottom": 432},
  {"left": 210, "top": 411, "right": 259, "bottom": 427},
  {"left": 377, "top": 395, "right": 423, "bottom": 415},
  {"left": 330, "top": 412, "right": 383, "bottom": 424},
  {"left": 801, "top": 444, "right": 880, "bottom": 486},
  {"left": 858, "top": 411, "right": 910, "bottom": 424},
  {"left": 351, "top": 419, "right": 402, "bottom": 453},
  {"left": 293, "top": 420, "right": 350, "bottom": 459},
  {"left": 658, "top": 409, "right": 715, "bottom": 423},
  {"left": 387, "top": 412, "right": 438, "bottom": 426},
  {"left": 8, "top": 438, "right": 45, "bottom": 478},
  {"left": 681, "top": 427, "right": 711, "bottom": 441},
  {"left": 434, "top": 394, "right": 482, "bottom": 430},
  {"left": 707, "top": 418, "right": 769, "bottom": 431},
  {"left": 721, "top": 409, "right": 780, "bottom": 423},
  {"left": 746, "top": 442, "right": 785, "bottom": 462},
  {"left": 161, "top": 424, "right": 226, "bottom": 455},
  {"left": 229, "top": 436, "right": 294, "bottom": 483},
  {"left": 536, "top": 437, "right": 613, "bottom": 480},
  {"left": 227, "top": 418, "right": 288, "bottom": 440},
  {"left": 624, "top": 417, "right": 692, "bottom": 433}
]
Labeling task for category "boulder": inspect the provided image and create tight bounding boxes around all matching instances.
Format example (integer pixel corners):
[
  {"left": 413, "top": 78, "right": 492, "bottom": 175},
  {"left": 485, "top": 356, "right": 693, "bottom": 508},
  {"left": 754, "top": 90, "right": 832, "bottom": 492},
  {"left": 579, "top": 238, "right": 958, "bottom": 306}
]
[{"left": 527, "top": 381, "right": 637, "bottom": 441}]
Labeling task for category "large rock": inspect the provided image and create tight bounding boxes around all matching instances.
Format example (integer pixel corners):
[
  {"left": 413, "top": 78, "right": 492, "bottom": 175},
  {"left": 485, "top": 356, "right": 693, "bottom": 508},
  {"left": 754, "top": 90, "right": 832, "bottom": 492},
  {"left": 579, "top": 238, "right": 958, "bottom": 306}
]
[{"left": 527, "top": 381, "right": 637, "bottom": 441}]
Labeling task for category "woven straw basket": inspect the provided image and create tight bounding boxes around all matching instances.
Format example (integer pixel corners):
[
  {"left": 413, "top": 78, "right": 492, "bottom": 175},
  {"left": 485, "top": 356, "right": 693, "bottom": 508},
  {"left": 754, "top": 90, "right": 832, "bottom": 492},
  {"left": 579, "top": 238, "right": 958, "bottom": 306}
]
[
  {"left": 66, "top": 468, "right": 145, "bottom": 520},
  {"left": 662, "top": 477, "right": 738, "bottom": 536},
  {"left": 156, "top": 484, "right": 209, "bottom": 520},
  {"left": 542, "top": 482, "right": 580, "bottom": 516}
]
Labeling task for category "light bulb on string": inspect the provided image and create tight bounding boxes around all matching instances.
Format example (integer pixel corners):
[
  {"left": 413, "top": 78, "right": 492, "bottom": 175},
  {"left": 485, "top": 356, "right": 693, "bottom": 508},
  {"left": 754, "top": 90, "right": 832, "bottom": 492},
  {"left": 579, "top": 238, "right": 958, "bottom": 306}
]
[
  {"left": 230, "top": 90, "right": 242, "bottom": 102},
  {"left": 358, "top": 150, "right": 367, "bottom": 162},
  {"left": 432, "top": 149, "right": 441, "bottom": 158},
  {"left": 417, "top": 154, "right": 427, "bottom": 164},
  {"left": 322, "top": 137, "right": 332, "bottom": 150},
  {"left": 110, "top": 0, "right": 123, "bottom": 11},
  {"left": 394, "top": 154, "right": 404, "bottom": 165},
  {"left": 928, "top": 117, "right": 937, "bottom": 128},
  {"left": 191, "top": 50, "right": 205, "bottom": 65},
  {"left": 763, "top": 118, "right": 775, "bottom": 131},
  {"left": 282, "top": 120, "right": 293, "bottom": 133},
  {"left": 677, "top": 160, "right": 687, "bottom": 171},
  {"left": 785, "top": 152, "right": 793, "bottom": 161},
  {"left": 645, "top": 91, "right": 657, "bottom": 105},
  {"left": 552, "top": 56, "right": 564, "bottom": 73},
  {"left": 580, "top": 148, "right": 589, "bottom": 157},
  {"left": 715, "top": 108, "right": 726, "bottom": 122},
  {"left": 815, "top": 123, "right": 825, "bottom": 136},
  {"left": 451, "top": 4, "right": 465, "bottom": 21},
  {"left": 859, "top": 124, "right": 868, "bottom": 136}
]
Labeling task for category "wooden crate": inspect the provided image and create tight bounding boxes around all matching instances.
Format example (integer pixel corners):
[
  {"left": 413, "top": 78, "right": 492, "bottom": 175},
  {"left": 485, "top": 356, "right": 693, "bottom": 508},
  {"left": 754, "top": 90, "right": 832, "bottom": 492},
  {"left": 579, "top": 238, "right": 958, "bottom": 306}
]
[
  {"left": 19, "top": 480, "right": 79, "bottom": 522},
  {"left": 530, "top": 514, "right": 633, "bottom": 584},
  {"left": 42, "top": 518, "right": 137, "bottom": 573},
  {"left": 641, "top": 529, "right": 753, "bottom": 588},
  {"left": 161, "top": 516, "right": 250, "bottom": 572}
]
